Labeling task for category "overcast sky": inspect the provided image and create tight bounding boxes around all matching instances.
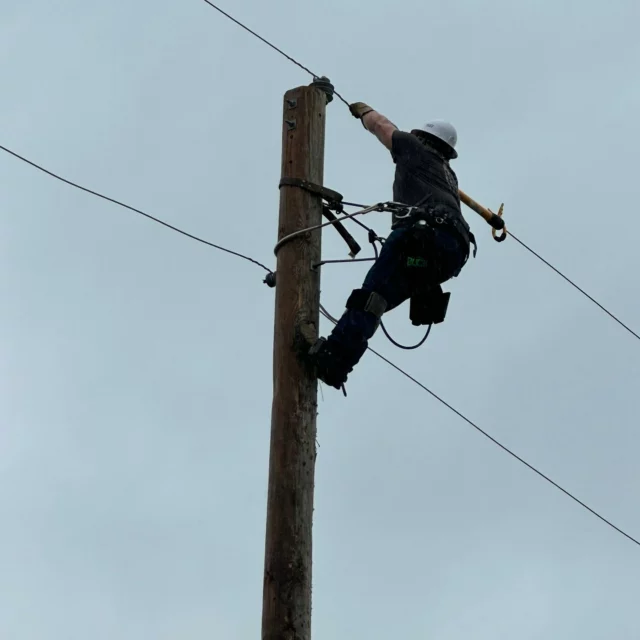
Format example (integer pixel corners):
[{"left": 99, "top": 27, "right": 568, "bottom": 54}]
[{"left": 2, "top": 1, "right": 640, "bottom": 638}]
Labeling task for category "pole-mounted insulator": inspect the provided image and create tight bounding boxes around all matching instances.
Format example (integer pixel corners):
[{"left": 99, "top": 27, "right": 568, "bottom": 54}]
[{"left": 310, "top": 76, "right": 334, "bottom": 104}]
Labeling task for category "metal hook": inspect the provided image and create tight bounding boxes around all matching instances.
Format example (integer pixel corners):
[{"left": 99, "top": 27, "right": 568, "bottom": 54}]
[{"left": 491, "top": 203, "right": 508, "bottom": 242}]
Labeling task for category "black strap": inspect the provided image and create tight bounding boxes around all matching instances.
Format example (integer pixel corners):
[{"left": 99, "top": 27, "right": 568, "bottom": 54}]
[
  {"left": 469, "top": 231, "right": 477, "bottom": 258},
  {"left": 279, "top": 178, "right": 343, "bottom": 206},
  {"left": 322, "top": 205, "right": 362, "bottom": 257},
  {"left": 278, "top": 178, "right": 361, "bottom": 257},
  {"left": 414, "top": 192, "right": 434, "bottom": 208},
  {"left": 346, "top": 289, "right": 388, "bottom": 318}
]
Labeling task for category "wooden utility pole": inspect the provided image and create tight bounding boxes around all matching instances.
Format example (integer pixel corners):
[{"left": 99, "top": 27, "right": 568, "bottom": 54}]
[{"left": 262, "top": 82, "right": 328, "bottom": 640}]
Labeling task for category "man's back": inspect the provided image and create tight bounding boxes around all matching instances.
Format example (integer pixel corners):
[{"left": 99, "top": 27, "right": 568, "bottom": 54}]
[{"left": 391, "top": 130, "right": 463, "bottom": 229}]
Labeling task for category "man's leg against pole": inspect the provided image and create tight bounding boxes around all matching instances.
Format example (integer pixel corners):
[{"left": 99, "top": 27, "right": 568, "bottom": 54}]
[{"left": 313, "top": 230, "right": 412, "bottom": 386}]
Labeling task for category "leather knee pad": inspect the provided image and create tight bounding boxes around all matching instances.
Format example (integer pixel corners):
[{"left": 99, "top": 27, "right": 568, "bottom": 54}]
[{"left": 345, "top": 289, "right": 387, "bottom": 319}]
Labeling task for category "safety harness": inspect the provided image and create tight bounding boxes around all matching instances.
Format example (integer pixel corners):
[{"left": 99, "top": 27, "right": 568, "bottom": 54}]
[
  {"left": 374, "top": 197, "right": 476, "bottom": 327},
  {"left": 393, "top": 193, "right": 478, "bottom": 267}
]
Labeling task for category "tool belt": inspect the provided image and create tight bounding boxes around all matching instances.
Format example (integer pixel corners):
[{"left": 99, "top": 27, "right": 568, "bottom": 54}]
[{"left": 398, "top": 203, "right": 476, "bottom": 277}]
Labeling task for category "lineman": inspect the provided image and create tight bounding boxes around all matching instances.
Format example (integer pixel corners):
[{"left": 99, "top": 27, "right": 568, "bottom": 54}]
[{"left": 310, "top": 101, "right": 474, "bottom": 389}]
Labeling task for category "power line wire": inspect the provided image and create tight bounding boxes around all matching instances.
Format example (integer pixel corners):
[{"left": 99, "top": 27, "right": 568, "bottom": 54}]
[
  {"left": 319, "top": 304, "right": 640, "bottom": 549},
  {"left": 0, "top": 144, "right": 273, "bottom": 274},
  {"left": 509, "top": 231, "right": 640, "bottom": 342},
  {"left": 200, "top": 0, "right": 350, "bottom": 107},
  {"left": 201, "top": 0, "right": 316, "bottom": 78}
]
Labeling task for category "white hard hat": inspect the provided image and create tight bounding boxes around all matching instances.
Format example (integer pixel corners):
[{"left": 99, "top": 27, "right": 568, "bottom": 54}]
[{"left": 415, "top": 120, "right": 458, "bottom": 158}]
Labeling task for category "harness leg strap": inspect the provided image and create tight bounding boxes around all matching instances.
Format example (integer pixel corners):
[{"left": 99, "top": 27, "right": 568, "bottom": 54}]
[{"left": 345, "top": 289, "right": 388, "bottom": 319}]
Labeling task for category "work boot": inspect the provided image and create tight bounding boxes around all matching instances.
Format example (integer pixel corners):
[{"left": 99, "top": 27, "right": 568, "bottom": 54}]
[{"left": 308, "top": 338, "right": 353, "bottom": 390}]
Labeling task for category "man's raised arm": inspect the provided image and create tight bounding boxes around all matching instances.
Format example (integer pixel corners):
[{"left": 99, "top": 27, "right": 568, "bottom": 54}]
[{"left": 350, "top": 102, "right": 398, "bottom": 150}]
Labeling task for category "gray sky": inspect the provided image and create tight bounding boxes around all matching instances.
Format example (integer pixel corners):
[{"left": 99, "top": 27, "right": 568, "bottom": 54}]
[{"left": 2, "top": 0, "right": 639, "bottom": 638}]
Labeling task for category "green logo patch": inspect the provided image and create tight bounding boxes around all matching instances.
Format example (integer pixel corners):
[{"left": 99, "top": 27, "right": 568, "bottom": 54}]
[{"left": 407, "top": 256, "right": 428, "bottom": 268}]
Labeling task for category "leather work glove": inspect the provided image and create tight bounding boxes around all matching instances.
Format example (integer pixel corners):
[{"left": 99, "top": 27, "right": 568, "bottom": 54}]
[{"left": 349, "top": 102, "right": 374, "bottom": 120}]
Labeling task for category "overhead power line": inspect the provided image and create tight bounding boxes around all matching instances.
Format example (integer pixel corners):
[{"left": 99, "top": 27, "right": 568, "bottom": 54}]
[
  {"left": 0, "top": 144, "right": 273, "bottom": 274},
  {"left": 368, "top": 344, "right": 640, "bottom": 547},
  {"left": 319, "top": 304, "right": 640, "bottom": 549},
  {"left": 509, "top": 232, "right": 640, "bottom": 342},
  {"left": 200, "top": 0, "right": 350, "bottom": 108}
]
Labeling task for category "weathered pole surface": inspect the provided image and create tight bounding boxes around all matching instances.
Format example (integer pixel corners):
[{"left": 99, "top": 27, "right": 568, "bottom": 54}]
[{"left": 262, "top": 82, "right": 327, "bottom": 640}]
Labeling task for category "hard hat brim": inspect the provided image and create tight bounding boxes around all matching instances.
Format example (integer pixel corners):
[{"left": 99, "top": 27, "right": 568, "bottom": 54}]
[{"left": 413, "top": 129, "right": 458, "bottom": 159}]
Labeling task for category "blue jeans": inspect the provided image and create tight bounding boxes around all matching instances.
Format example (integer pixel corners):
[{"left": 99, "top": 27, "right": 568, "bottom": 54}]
[{"left": 326, "top": 226, "right": 468, "bottom": 367}]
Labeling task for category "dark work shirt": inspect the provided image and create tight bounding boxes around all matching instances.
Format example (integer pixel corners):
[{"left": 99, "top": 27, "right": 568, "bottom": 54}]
[{"left": 390, "top": 130, "right": 463, "bottom": 229}]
